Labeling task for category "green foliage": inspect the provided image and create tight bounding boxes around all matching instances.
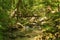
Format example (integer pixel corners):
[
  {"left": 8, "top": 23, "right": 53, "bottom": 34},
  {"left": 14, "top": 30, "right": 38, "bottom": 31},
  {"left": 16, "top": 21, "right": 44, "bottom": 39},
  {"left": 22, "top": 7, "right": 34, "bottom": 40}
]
[
  {"left": 0, "top": 0, "right": 60, "bottom": 40},
  {"left": 0, "top": 32, "right": 3, "bottom": 40}
]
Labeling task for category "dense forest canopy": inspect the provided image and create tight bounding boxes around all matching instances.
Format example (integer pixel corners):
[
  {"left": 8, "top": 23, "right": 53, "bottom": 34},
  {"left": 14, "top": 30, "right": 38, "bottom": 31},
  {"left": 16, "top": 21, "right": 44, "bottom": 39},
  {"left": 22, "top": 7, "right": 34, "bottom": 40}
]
[{"left": 0, "top": 0, "right": 60, "bottom": 40}]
